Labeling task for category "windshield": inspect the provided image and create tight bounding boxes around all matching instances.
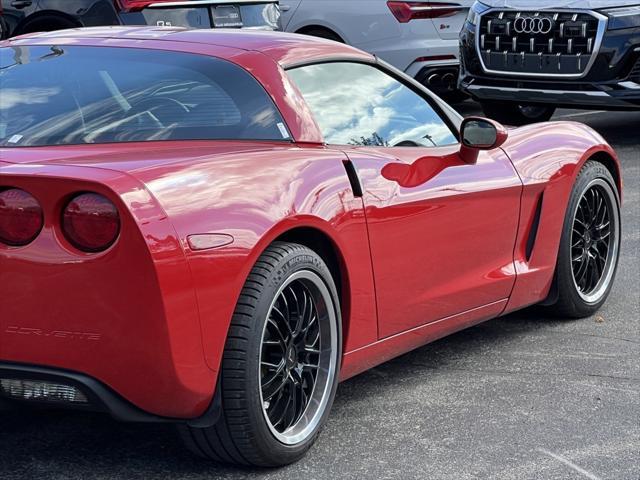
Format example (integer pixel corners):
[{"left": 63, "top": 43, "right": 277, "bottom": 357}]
[{"left": 0, "top": 45, "right": 290, "bottom": 147}]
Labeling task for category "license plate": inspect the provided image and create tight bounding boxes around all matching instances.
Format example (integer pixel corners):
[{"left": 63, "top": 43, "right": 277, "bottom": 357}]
[
  {"left": 212, "top": 5, "right": 243, "bottom": 28},
  {"left": 139, "top": 8, "right": 212, "bottom": 29}
]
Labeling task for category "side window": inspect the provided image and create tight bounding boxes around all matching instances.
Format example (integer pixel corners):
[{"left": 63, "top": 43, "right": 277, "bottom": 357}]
[{"left": 287, "top": 62, "right": 457, "bottom": 148}]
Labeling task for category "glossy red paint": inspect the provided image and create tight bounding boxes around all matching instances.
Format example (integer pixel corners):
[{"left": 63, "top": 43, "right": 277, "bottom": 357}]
[
  {"left": 0, "top": 28, "right": 622, "bottom": 419},
  {"left": 499, "top": 121, "right": 621, "bottom": 314},
  {"left": 344, "top": 144, "right": 522, "bottom": 339}
]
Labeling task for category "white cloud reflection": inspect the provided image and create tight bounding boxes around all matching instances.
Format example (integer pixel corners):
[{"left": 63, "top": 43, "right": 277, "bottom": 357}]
[
  {"left": 288, "top": 63, "right": 457, "bottom": 148},
  {"left": 0, "top": 87, "right": 61, "bottom": 109}
]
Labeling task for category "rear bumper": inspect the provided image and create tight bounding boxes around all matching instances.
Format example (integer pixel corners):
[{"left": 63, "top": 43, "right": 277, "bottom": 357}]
[
  {"left": 0, "top": 362, "right": 220, "bottom": 426},
  {"left": 118, "top": 1, "right": 280, "bottom": 30},
  {"left": 0, "top": 163, "right": 216, "bottom": 420}
]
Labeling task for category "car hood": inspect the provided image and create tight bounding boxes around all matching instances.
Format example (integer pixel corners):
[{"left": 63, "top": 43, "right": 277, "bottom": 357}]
[{"left": 480, "top": 0, "right": 635, "bottom": 9}]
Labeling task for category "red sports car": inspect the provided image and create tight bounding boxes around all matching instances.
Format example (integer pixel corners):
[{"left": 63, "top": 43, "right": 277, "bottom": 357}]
[{"left": 0, "top": 27, "right": 622, "bottom": 467}]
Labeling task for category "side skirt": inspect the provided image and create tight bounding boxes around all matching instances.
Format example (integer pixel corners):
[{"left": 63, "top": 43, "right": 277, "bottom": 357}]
[{"left": 339, "top": 299, "right": 508, "bottom": 381}]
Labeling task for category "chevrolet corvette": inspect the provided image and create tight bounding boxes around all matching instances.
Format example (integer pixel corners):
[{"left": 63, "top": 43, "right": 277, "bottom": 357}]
[{"left": 0, "top": 27, "right": 622, "bottom": 467}]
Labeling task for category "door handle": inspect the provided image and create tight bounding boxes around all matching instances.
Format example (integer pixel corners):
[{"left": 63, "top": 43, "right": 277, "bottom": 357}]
[
  {"left": 11, "top": 0, "right": 33, "bottom": 8},
  {"left": 280, "top": 4, "right": 291, "bottom": 11}
]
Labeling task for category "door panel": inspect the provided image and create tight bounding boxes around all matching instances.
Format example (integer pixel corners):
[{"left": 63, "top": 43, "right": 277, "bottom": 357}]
[
  {"left": 346, "top": 144, "right": 522, "bottom": 338},
  {"left": 285, "top": 59, "right": 522, "bottom": 340}
]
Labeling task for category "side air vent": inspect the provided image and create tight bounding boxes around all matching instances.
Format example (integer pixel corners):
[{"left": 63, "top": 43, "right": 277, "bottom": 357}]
[{"left": 526, "top": 193, "right": 544, "bottom": 262}]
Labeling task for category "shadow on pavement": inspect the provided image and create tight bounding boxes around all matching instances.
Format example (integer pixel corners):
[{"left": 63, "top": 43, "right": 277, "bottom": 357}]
[{"left": 0, "top": 308, "right": 567, "bottom": 479}]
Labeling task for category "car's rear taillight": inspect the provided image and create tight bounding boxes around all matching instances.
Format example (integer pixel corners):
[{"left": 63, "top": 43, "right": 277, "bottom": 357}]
[
  {"left": 0, "top": 188, "right": 44, "bottom": 247},
  {"left": 62, "top": 193, "right": 120, "bottom": 253},
  {"left": 387, "top": 1, "right": 462, "bottom": 22},
  {"left": 114, "top": 0, "right": 174, "bottom": 12}
]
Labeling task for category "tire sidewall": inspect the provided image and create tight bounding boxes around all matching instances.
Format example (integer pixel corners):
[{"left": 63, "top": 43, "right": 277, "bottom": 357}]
[{"left": 225, "top": 244, "right": 342, "bottom": 465}]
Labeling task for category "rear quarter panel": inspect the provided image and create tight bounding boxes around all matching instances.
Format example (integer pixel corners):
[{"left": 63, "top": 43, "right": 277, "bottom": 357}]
[{"left": 129, "top": 145, "right": 378, "bottom": 378}]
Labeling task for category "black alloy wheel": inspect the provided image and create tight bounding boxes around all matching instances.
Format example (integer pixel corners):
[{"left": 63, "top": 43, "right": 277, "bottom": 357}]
[{"left": 547, "top": 160, "right": 621, "bottom": 318}]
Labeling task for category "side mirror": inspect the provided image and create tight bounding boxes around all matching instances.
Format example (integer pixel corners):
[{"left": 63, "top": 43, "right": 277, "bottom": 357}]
[{"left": 459, "top": 117, "right": 508, "bottom": 164}]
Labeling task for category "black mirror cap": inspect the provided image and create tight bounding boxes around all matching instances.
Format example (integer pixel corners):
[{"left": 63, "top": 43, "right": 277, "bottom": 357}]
[
  {"left": 458, "top": 117, "right": 508, "bottom": 164},
  {"left": 461, "top": 117, "right": 508, "bottom": 150}
]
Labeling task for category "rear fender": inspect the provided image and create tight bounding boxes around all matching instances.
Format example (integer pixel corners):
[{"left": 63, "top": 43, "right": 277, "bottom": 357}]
[{"left": 132, "top": 147, "right": 378, "bottom": 376}]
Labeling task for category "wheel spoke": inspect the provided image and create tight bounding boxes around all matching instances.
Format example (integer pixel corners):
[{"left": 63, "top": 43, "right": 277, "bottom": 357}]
[
  {"left": 264, "top": 372, "right": 288, "bottom": 401},
  {"left": 271, "top": 386, "right": 292, "bottom": 428},
  {"left": 266, "top": 318, "right": 288, "bottom": 343},
  {"left": 575, "top": 254, "right": 589, "bottom": 285},
  {"left": 574, "top": 216, "right": 587, "bottom": 230}
]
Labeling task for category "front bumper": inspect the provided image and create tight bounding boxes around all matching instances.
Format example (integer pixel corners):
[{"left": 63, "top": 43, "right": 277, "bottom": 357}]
[
  {"left": 460, "top": 76, "right": 640, "bottom": 109},
  {"left": 459, "top": 9, "right": 640, "bottom": 110}
]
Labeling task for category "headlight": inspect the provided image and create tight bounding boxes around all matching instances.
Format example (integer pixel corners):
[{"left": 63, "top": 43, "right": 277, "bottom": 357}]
[
  {"left": 602, "top": 5, "right": 640, "bottom": 30},
  {"left": 466, "top": 1, "right": 490, "bottom": 27}
]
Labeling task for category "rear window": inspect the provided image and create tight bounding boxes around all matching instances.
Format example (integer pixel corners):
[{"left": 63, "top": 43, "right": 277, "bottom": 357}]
[{"left": 0, "top": 45, "right": 290, "bottom": 147}]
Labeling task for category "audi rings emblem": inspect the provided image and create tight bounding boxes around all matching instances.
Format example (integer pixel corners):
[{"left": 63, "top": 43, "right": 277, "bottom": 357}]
[{"left": 514, "top": 16, "right": 554, "bottom": 35}]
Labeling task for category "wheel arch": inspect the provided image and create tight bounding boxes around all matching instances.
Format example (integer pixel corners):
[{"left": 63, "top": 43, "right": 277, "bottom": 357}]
[
  {"left": 588, "top": 150, "right": 622, "bottom": 199},
  {"left": 295, "top": 24, "right": 346, "bottom": 43},
  {"left": 272, "top": 225, "right": 352, "bottom": 355}
]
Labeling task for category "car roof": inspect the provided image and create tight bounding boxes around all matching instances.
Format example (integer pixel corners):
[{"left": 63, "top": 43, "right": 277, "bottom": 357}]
[{"left": 5, "top": 26, "right": 374, "bottom": 67}]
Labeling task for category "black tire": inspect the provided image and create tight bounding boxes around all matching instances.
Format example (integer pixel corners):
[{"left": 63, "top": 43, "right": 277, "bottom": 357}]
[
  {"left": 18, "top": 16, "right": 79, "bottom": 36},
  {"left": 546, "top": 160, "right": 621, "bottom": 318},
  {"left": 299, "top": 27, "right": 343, "bottom": 43},
  {"left": 180, "top": 242, "right": 341, "bottom": 467},
  {"left": 480, "top": 101, "right": 555, "bottom": 126}
]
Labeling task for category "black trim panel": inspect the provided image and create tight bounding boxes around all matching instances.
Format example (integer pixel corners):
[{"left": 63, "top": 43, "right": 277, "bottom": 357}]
[
  {"left": 343, "top": 159, "right": 363, "bottom": 198},
  {"left": 0, "top": 362, "right": 221, "bottom": 427}
]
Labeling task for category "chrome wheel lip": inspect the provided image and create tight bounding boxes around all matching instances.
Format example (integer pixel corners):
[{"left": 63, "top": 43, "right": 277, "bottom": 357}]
[
  {"left": 258, "top": 270, "right": 338, "bottom": 446},
  {"left": 570, "top": 178, "right": 620, "bottom": 304}
]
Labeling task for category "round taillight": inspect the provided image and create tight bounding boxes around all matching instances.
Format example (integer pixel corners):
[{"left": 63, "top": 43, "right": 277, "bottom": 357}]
[
  {"left": 0, "top": 188, "right": 44, "bottom": 247},
  {"left": 62, "top": 193, "right": 120, "bottom": 253}
]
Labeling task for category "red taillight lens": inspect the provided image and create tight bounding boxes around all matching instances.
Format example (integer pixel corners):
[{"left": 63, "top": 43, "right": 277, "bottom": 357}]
[
  {"left": 115, "top": 0, "right": 174, "bottom": 12},
  {"left": 387, "top": 1, "right": 462, "bottom": 23},
  {"left": 0, "top": 188, "right": 43, "bottom": 247},
  {"left": 62, "top": 193, "right": 120, "bottom": 253}
]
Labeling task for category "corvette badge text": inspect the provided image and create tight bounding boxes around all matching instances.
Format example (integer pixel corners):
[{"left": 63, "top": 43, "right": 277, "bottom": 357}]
[{"left": 5, "top": 326, "right": 101, "bottom": 341}]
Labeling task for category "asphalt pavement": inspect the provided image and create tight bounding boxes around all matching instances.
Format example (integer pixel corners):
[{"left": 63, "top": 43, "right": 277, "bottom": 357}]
[{"left": 1, "top": 105, "right": 638, "bottom": 480}]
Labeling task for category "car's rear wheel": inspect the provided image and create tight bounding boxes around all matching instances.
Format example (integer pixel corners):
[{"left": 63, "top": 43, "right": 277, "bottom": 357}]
[
  {"left": 547, "top": 160, "right": 621, "bottom": 318},
  {"left": 180, "top": 242, "right": 341, "bottom": 466},
  {"left": 480, "top": 101, "right": 555, "bottom": 126}
]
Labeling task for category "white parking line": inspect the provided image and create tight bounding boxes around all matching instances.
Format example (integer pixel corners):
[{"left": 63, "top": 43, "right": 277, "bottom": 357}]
[
  {"left": 537, "top": 448, "right": 602, "bottom": 480},
  {"left": 555, "top": 111, "right": 606, "bottom": 119}
]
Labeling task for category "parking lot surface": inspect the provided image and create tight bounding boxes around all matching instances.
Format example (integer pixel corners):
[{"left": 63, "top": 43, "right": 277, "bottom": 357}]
[{"left": 1, "top": 106, "right": 638, "bottom": 480}]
